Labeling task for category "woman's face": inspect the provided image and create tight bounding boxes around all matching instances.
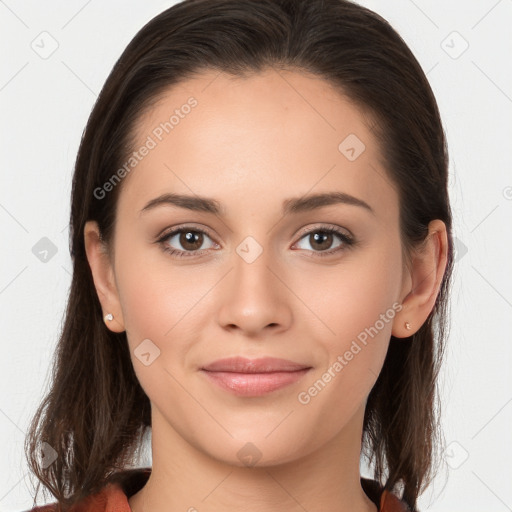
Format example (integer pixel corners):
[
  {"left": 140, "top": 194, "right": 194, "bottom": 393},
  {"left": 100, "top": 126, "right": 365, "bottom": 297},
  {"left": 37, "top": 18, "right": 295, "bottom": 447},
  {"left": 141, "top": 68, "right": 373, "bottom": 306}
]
[{"left": 96, "top": 68, "right": 412, "bottom": 466}]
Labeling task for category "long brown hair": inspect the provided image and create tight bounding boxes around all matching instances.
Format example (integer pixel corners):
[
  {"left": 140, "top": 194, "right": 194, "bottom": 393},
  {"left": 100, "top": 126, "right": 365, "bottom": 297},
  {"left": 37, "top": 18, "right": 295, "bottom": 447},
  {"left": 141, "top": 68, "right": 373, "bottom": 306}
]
[{"left": 25, "top": 1, "right": 454, "bottom": 510}]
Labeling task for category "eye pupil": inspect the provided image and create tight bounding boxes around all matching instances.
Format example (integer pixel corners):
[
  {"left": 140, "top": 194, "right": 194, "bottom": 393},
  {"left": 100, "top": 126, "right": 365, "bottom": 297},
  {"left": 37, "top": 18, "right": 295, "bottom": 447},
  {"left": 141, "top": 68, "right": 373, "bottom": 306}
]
[
  {"left": 181, "top": 231, "right": 203, "bottom": 250},
  {"left": 311, "top": 232, "right": 333, "bottom": 250}
]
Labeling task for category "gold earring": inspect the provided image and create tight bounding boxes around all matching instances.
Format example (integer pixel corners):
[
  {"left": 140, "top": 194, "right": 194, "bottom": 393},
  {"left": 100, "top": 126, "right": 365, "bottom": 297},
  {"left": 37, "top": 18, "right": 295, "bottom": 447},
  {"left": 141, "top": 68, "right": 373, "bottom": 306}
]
[
  {"left": 404, "top": 321, "right": 411, "bottom": 330},
  {"left": 104, "top": 313, "right": 114, "bottom": 323}
]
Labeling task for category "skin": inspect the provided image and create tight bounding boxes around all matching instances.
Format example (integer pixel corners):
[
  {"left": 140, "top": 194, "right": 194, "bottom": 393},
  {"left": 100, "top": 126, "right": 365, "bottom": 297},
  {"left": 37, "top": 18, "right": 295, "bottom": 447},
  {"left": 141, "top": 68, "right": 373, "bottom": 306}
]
[{"left": 84, "top": 68, "right": 448, "bottom": 512}]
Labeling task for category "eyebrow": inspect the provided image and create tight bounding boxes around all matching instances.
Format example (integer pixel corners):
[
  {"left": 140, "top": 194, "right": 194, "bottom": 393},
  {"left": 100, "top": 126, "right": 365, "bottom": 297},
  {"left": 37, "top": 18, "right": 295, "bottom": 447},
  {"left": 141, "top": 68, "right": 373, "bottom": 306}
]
[{"left": 139, "top": 191, "right": 374, "bottom": 217}]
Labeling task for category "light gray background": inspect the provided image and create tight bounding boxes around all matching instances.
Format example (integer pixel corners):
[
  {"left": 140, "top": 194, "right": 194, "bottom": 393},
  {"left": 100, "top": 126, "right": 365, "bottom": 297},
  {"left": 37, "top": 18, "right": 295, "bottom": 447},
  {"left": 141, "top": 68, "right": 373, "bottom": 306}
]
[{"left": 1, "top": 1, "right": 511, "bottom": 511}]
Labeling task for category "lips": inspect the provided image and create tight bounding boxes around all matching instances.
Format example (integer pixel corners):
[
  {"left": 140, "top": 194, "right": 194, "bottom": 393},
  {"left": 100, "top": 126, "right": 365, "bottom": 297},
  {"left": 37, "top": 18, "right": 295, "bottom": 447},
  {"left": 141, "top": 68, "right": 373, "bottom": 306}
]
[
  {"left": 200, "top": 357, "right": 312, "bottom": 396},
  {"left": 201, "top": 356, "right": 311, "bottom": 373}
]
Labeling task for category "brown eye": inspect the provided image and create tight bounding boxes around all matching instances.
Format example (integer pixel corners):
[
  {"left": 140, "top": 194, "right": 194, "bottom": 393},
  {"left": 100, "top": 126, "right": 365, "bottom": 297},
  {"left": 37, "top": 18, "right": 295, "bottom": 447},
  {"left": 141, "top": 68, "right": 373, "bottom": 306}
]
[
  {"left": 158, "top": 227, "right": 217, "bottom": 258},
  {"left": 178, "top": 230, "right": 204, "bottom": 251},
  {"left": 309, "top": 231, "right": 335, "bottom": 251},
  {"left": 293, "top": 226, "right": 355, "bottom": 257}
]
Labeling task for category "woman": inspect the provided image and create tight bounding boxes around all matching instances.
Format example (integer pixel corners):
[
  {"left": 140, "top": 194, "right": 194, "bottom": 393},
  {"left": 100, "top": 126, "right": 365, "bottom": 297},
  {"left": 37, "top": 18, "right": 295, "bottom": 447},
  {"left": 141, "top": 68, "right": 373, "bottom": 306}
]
[{"left": 24, "top": 1, "right": 453, "bottom": 511}]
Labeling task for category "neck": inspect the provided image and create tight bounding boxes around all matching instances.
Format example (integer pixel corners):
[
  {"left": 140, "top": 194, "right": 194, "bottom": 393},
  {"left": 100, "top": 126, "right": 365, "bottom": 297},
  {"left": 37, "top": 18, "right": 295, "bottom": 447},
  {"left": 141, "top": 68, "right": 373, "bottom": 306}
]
[{"left": 129, "top": 404, "right": 377, "bottom": 512}]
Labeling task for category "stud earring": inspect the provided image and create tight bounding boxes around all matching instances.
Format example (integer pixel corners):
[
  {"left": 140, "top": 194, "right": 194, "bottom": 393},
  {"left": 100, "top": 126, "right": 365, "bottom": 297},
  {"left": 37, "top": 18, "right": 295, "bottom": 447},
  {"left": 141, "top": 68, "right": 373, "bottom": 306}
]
[
  {"left": 404, "top": 321, "right": 411, "bottom": 330},
  {"left": 104, "top": 313, "right": 114, "bottom": 323}
]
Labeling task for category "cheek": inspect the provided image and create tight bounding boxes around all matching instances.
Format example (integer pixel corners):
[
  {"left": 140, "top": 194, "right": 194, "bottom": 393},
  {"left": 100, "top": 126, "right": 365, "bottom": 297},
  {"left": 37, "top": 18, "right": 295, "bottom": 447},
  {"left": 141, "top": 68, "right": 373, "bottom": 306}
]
[
  {"left": 293, "top": 242, "right": 402, "bottom": 348},
  {"left": 294, "top": 270, "right": 400, "bottom": 440},
  {"left": 114, "top": 257, "right": 211, "bottom": 408},
  {"left": 112, "top": 238, "right": 202, "bottom": 372},
  {"left": 114, "top": 230, "right": 204, "bottom": 334},
  {"left": 293, "top": 241, "right": 402, "bottom": 399}
]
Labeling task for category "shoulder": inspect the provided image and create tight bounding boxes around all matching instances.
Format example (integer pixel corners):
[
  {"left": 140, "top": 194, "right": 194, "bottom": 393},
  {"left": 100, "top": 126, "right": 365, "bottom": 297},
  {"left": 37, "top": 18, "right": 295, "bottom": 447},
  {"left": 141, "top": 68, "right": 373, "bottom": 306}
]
[
  {"left": 22, "top": 506, "right": 57, "bottom": 512},
  {"left": 380, "top": 489, "right": 413, "bottom": 512},
  {"left": 361, "top": 477, "right": 414, "bottom": 512},
  {"left": 25, "top": 470, "right": 412, "bottom": 512},
  {"left": 21, "top": 485, "right": 122, "bottom": 512},
  {"left": 22, "top": 467, "right": 151, "bottom": 512}
]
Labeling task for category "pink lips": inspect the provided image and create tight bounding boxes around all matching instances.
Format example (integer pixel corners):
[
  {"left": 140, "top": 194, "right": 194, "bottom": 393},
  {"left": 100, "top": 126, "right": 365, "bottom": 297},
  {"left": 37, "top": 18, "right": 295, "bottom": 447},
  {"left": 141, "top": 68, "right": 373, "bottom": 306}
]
[{"left": 200, "top": 356, "right": 312, "bottom": 397}]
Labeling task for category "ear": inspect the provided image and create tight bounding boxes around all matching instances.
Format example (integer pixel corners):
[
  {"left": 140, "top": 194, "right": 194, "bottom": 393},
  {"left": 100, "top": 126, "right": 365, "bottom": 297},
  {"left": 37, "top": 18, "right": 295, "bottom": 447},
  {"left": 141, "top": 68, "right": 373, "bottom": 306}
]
[
  {"left": 84, "top": 220, "right": 125, "bottom": 333},
  {"left": 392, "top": 219, "right": 449, "bottom": 338}
]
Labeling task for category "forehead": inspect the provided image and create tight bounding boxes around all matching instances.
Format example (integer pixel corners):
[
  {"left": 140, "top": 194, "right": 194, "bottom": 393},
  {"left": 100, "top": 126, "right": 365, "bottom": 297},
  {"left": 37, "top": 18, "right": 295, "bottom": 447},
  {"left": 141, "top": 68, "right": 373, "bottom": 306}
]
[{"left": 118, "top": 68, "right": 399, "bottom": 224}]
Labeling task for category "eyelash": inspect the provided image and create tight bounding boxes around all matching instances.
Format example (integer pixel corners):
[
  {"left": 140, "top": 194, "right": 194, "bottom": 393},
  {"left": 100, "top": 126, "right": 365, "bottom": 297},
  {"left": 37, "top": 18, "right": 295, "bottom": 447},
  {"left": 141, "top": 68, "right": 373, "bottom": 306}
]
[{"left": 155, "top": 225, "right": 356, "bottom": 259}]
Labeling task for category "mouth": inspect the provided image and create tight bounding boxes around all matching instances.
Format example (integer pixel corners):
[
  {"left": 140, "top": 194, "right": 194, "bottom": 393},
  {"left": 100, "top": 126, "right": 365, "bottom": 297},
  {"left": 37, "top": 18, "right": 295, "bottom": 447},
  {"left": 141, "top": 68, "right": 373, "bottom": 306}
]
[
  {"left": 201, "top": 356, "right": 311, "bottom": 373},
  {"left": 200, "top": 356, "right": 312, "bottom": 396}
]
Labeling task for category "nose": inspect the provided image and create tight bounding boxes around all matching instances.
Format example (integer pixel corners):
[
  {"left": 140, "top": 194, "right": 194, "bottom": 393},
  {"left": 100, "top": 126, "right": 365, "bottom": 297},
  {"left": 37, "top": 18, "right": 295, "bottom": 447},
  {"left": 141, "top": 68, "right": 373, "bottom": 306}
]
[{"left": 215, "top": 241, "right": 293, "bottom": 337}]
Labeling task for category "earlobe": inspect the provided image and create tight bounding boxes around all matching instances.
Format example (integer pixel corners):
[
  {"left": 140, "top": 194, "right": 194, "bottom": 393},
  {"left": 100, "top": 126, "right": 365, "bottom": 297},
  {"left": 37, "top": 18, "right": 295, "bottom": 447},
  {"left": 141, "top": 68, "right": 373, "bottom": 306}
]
[
  {"left": 84, "top": 221, "right": 125, "bottom": 333},
  {"left": 392, "top": 219, "right": 448, "bottom": 339}
]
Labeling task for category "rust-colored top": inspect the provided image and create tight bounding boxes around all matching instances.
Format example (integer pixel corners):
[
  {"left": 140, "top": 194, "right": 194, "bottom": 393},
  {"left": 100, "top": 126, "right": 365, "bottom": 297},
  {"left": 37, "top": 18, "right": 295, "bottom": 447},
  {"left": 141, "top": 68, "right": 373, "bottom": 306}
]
[{"left": 26, "top": 468, "right": 411, "bottom": 511}]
